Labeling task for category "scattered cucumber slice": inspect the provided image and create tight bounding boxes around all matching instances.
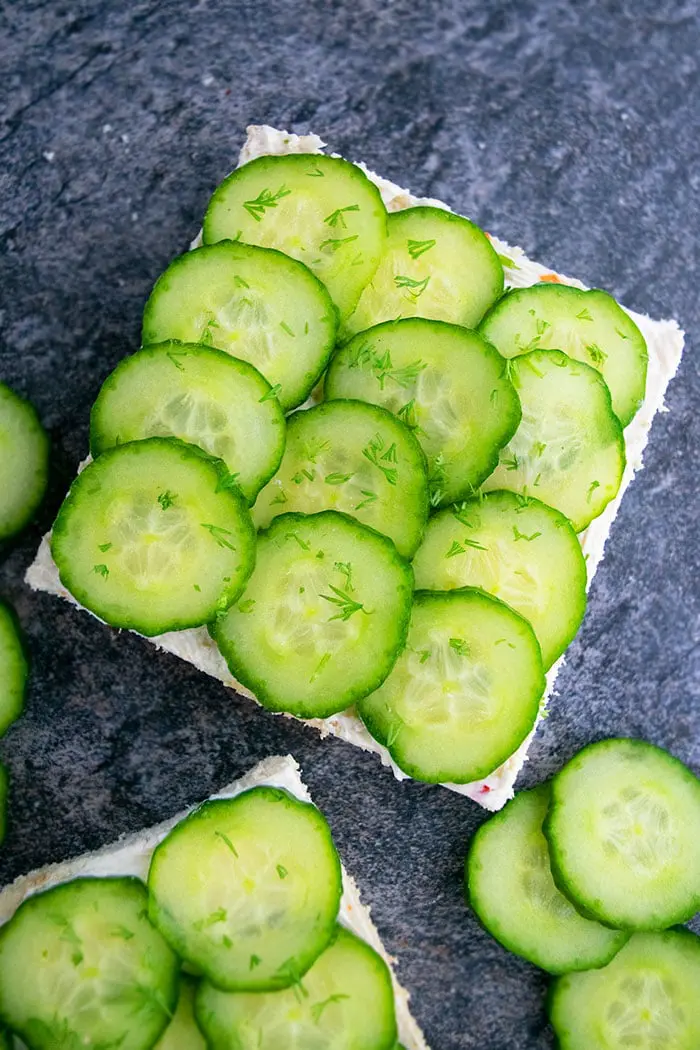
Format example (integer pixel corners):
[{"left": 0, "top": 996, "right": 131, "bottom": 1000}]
[
  {"left": 0, "top": 764, "right": 7, "bottom": 847},
  {"left": 195, "top": 926, "right": 398, "bottom": 1050},
  {"left": 544, "top": 738, "right": 700, "bottom": 930},
  {"left": 142, "top": 242, "right": 337, "bottom": 411},
  {"left": 479, "top": 283, "right": 647, "bottom": 427},
  {"left": 203, "top": 154, "right": 387, "bottom": 320},
  {"left": 344, "top": 205, "right": 503, "bottom": 338},
  {"left": 412, "top": 491, "right": 587, "bottom": 668},
  {"left": 90, "top": 342, "right": 285, "bottom": 503},
  {"left": 481, "top": 349, "right": 625, "bottom": 531},
  {"left": 155, "top": 975, "right": 207, "bottom": 1049},
  {"left": 148, "top": 787, "right": 342, "bottom": 992},
  {"left": 467, "top": 783, "right": 629, "bottom": 974},
  {"left": 548, "top": 930, "right": 700, "bottom": 1050},
  {"left": 357, "top": 589, "right": 545, "bottom": 783},
  {"left": 0, "top": 877, "right": 179, "bottom": 1050},
  {"left": 51, "top": 438, "right": 256, "bottom": 636},
  {"left": 325, "top": 318, "right": 521, "bottom": 507},
  {"left": 212, "top": 511, "right": 413, "bottom": 719},
  {"left": 0, "top": 382, "right": 49, "bottom": 542},
  {"left": 0, "top": 602, "right": 28, "bottom": 737},
  {"left": 253, "top": 399, "right": 429, "bottom": 559}
]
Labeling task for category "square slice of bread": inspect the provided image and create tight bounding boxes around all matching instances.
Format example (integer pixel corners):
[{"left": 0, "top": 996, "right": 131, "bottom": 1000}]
[
  {"left": 0, "top": 753, "right": 428, "bottom": 1050},
  {"left": 26, "top": 125, "right": 685, "bottom": 811}
]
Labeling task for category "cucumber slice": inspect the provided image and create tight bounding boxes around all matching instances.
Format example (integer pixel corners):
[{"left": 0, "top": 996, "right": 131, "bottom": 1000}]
[
  {"left": 213, "top": 511, "right": 413, "bottom": 719},
  {"left": 481, "top": 349, "right": 625, "bottom": 531},
  {"left": 155, "top": 976, "right": 207, "bottom": 1049},
  {"left": 544, "top": 739, "right": 700, "bottom": 930},
  {"left": 51, "top": 438, "right": 256, "bottom": 636},
  {"left": 344, "top": 205, "right": 503, "bottom": 338},
  {"left": 548, "top": 930, "right": 700, "bottom": 1050},
  {"left": 252, "top": 400, "right": 429, "bottom": 559},
  {"left": 195, "top": 926, "right": 398, "bottom": 1050},
  {"left": 142, "top": 242, "right": 337, "bottom": 411},
  {"left": 148, "top": 787, "right": 342, "bottom": 992},
  {"left": 479, "top": 283, "right": 647, "bottom": 427},
  {"left": 412, "top": 492, "right": 587, "bottom": 668},
  {"left": 0, "top": 602, "right": 28, "bottom": 737},
  {"left": 0, "top": 876, "right": 179, "bottom": 1050},
  {"left": 325, "top": 319, "right": 521, "bottom": 507},
  {"left": 90, "top": 342, "right": 285, "bottom": 503},
  {"left": 0, "top": 764, "right": 7, "bottom": 847},
  {"left": 0, "top": 383, "right": 49, "bottom": 542},
  {"left": 203, "top": 154, "right": 387, "bottom": 320},
  {"left": 357, "top": 589, "right": 545, "bottom": 783},
  {"left": 467, "top": 784, "right": 628, "bottom": 974}
]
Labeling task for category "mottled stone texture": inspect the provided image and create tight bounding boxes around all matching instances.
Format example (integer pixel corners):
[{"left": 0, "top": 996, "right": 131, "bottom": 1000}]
[{"left": 0, "top": 1, "right": 698, "bottom": 1047}]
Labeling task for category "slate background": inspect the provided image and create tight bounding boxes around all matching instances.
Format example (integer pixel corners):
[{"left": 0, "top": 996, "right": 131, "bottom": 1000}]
[{"left": 1, "top": 1, "right": 699, "bottom": 1047}]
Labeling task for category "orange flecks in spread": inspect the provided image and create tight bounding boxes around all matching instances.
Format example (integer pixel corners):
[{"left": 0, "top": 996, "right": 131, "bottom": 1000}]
[
  {"left": 540, "top": 273, "right": 562, "bottom": 283},
  {"left": 484, "top": 231, "right": 492, "bottom": 240},
  {"left": 480, "top": 784, "right": 491, "bottom": 794}
]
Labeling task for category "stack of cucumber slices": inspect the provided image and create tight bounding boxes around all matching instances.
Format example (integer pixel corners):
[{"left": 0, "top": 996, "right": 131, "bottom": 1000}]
[
  {"left": 467, "top": 738, "right": 700, "bottom": 1048},
  {"left": 0, "top": 786, "right": 400, "bottom": 1049},
  {"left": 49, "top": 149, "right": 649, "bottom": 785}
]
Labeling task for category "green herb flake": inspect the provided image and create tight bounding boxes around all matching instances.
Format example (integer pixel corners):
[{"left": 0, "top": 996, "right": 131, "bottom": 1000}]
[
  {"left": 407, "top": 238, "right": 436, "bottom": 260},
  {"left": 354, "top": 489, "right": 378, "bottom": 511},
  {"left": 270, "top": 490, "right": 289, "bottom": 506},
  {"left": 495, "top": 638, "right": 516, "bottom": 649},
  {"left": 614, "top": 326, "right": 629, "bottom": 341},
  {"left": 334, "top": 561, "right": 354, "bottom": 592},
  {"left": 98, "top": 542, "right": 112, "bottom": 553},
  {"left": 157, "top": 490, "right": 177, "bottom": 511},
  {"left": 238, "top": 599, "right": 256, "bottom": 613},
  {"left": 576, "top": 307, "right": 593, "bottom": 321},
  {"left": 324, "top": 204, "right": 360, "bottom": 228},
  {"left": 381, "top": 442, "right": 398, "bottom": 463},
  {"left": 503, "top": 453, "right": 519, "bottom": 472},
  {"left": 276, "top": 864, "right": 288, "bottom": 880},
  {"left": 585, "top": 343, "right": 608, "bottom": 367},
  {"left": 166, "top": 348, "right": 188, "bottom": 371},
  {"left": 394, "top": 274, "right": 431, "bottom": 300},
  {"left": 110, "top": 926, "right": 135, "bottom": 940},
  {"left": 201, "top": 523, "right": 237, "bottom": 550},
  {"left": 215, "top": 470, "right": 241, "bottom": 495},
  {"left": 513, "top": 526, "right": 541, "bottom": 542},
  {"left": 280, "top": 321, "right": 295, "bottom": 337},
  {"left": 215, "top": 830, "right": 239, "bottom": 858},
  {"left": 363, "top": 436, "right": 398, "bottom": 484},
  {"left": 311, "top": 994, "right": 351, "bottom": 1023},
  {"left": 286, "top": 532, "right": 310, "bottom": 551},
  {"left": 446, "top": 540, "right": 465, "bottom": 558},
  {"left": 243, "top": 185, "right": 292, "bottom": 221},
  {"left": 310, "top": 652, "right": 332, "bottom": 683},
  {"left": 93, "top": 564, "right": 109, "bottom": 578},
  {"left": 418, "top": 649, "right": 431, "bottom": 664},
  {"left": 193, "top": 584, "right": 201, "bottom": 592},
  {"left": 449, "top": 637, "right": 470, "bottom": 657},
  {"left": 325, "top": 472, "right": 354, "bottom": 485},
  {"left": 259, "top": 383, "right": 282, "bottom": 403},
  {"left": 320, "top": 585, "right": 368, "bottom": 622},
  {"left": 498, "top": 253, "right": 520, "bottom": 270},
  {"left": 587, "top": 480, "right": 601, "bottom": 503},
  {"left": 250, "top": 953, "right": 261, "bottom": 969},
  {"left": 319, "top": 234, "right": 359, "bottom": 253}
]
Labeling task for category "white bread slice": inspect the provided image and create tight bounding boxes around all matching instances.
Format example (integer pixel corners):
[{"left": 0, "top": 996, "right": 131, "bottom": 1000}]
[
  {"left": 26, "top": 125, "right": 685, "bottom": 811},
  {"left": 0, "top": 753, "right": 428, "bottom": 1050}
]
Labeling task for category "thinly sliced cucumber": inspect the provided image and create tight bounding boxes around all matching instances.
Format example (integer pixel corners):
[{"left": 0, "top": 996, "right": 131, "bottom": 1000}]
[
  {"left": 0, "top": 383, "right": 49, "bottom": 542},
  {"left": 0, "top": 602, "right": 28, "bottom": 737},
  {"left": 90, "top": 342, "right": 285, "bottom": 503},
  {"left": 481, "top": 349, "right": 625, "bottom": 531},
  {"left": 412, "top": 492, "right": 586, "bottom": 668},
  {"left": 148, "top": 787, "right": 342, "bottom": 992},
  {"left": 357, "top": 589, "right": 545, "bottom": 783},
  {"left": 142, "top": 242, "right": 337, "bottom": 411},
  {"left": 467, "top": 784, "right": 628, "bottom": 974},
  {"left": 344, "top": 205, "right": 503, "bottom": 338},
  {"left": 480, "top": 283, "right": 647, "bottom": 426},
  {"left": 0, "top": 764, "right": 7, "bottom": 846},
  {"left": 252, "top": 400, "right": 429, "bottom": 559},
  {"left": 212, "top": 511, "right": 413, "bottom": 719},
  {"left": 544, "top": 738, "right": 700, "bottom": 930},
  {"left": 548, "top": 930, "right": 700, "bottom": 1050},
  {"left": 195, "top": 926, "right": 398, "bottom": 1050},
  {"left": 51, "top": 438, "right": 256, "bottom": 636},
  {"left": 325, "top": 319, "right": 521, "bottom": 507},
  {"left": 155, "top": 976, "right": 207, "bottom": 1049},
  {"left": 0, "top": 877, "right": 179, "bottom": 1050},
  {"left": 203, "top": 154, "right": 387, "bottom": 320}
]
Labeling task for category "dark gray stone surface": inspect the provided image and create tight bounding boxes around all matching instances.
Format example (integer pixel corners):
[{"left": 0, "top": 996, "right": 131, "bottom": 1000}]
[{"left": 0, "top": 1, "right": 698, "bottom": 1046}]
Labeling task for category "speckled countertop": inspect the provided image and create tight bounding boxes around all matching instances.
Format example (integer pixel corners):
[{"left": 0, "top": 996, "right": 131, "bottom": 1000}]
[{"left": 0, "top": 3, "right": 698, "bottom": 1047}]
